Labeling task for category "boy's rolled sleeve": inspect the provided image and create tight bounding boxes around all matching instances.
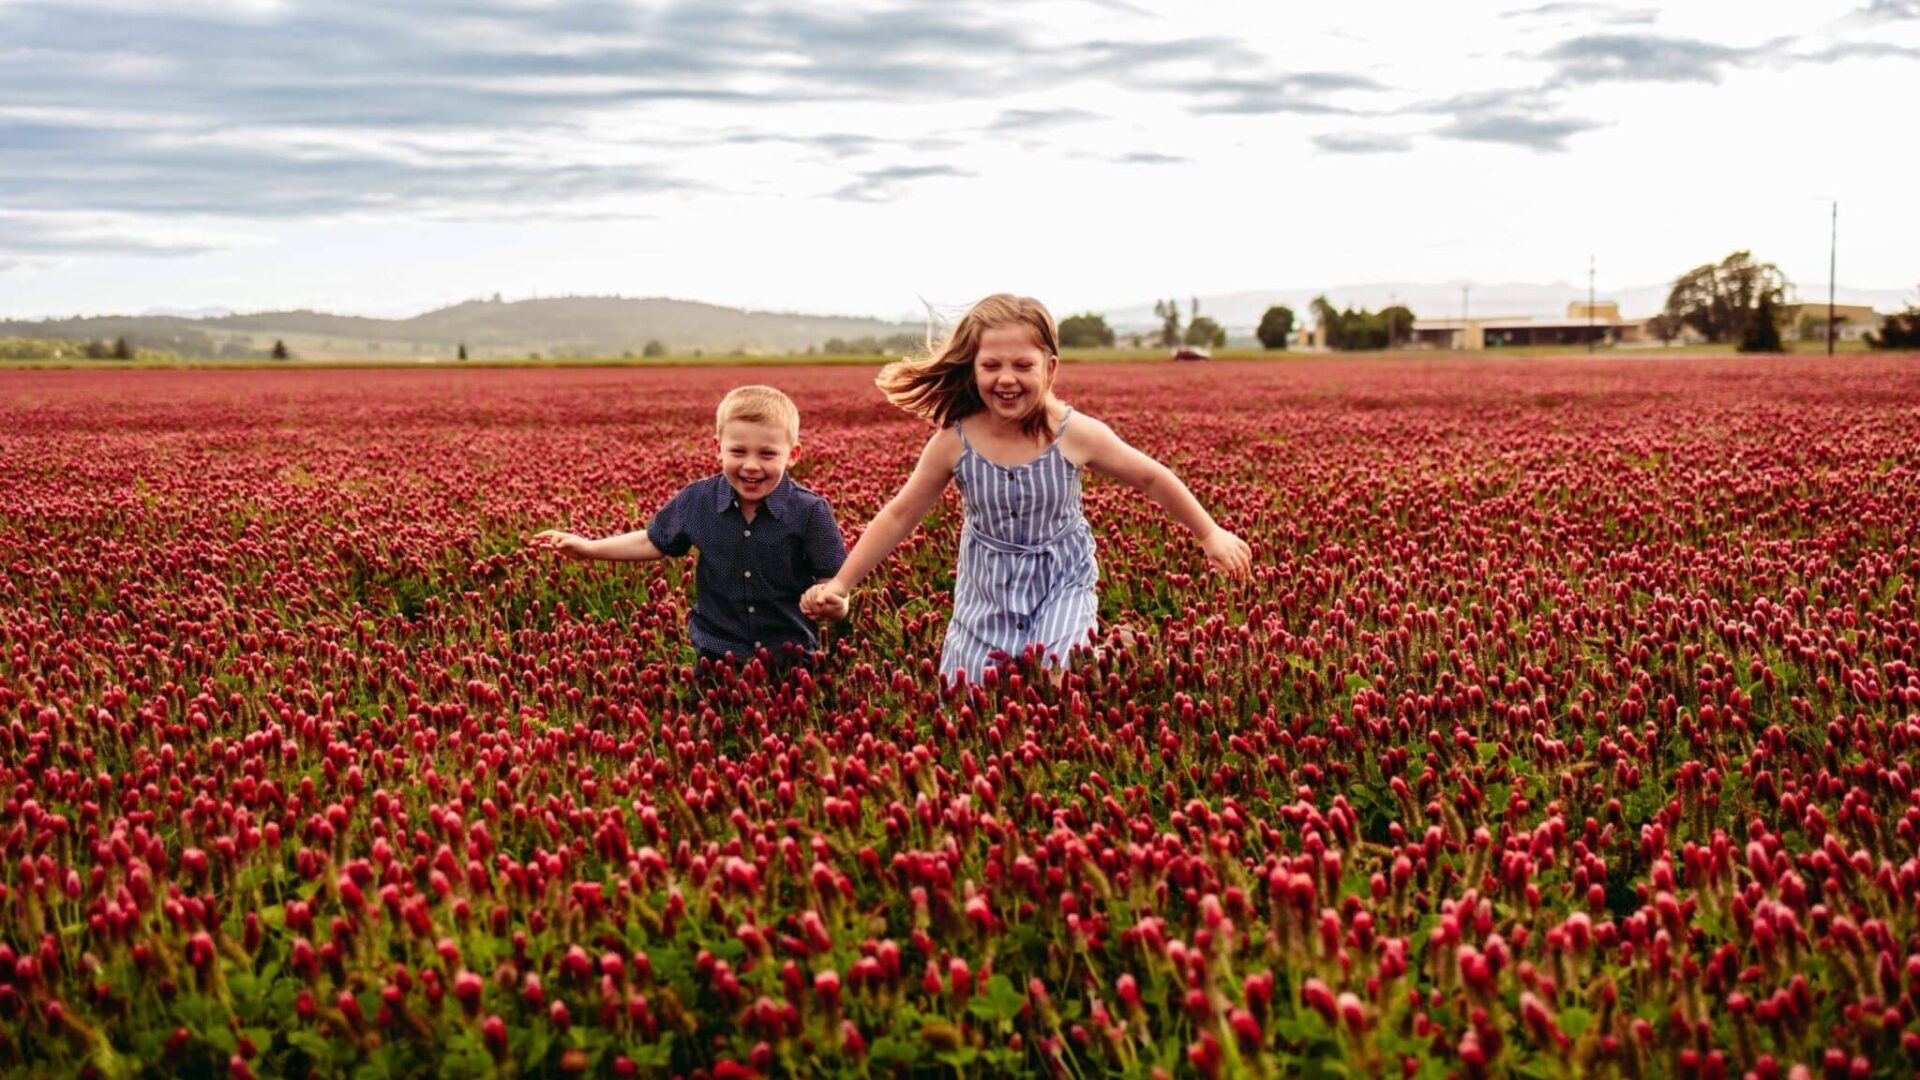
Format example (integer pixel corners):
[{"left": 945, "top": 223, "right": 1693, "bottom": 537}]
[
  {"left": 645, "top": 485, "right": 698, "bottom": 557},
  {"left": 804, "top": 500, "right": 848, "bottom": 581}
]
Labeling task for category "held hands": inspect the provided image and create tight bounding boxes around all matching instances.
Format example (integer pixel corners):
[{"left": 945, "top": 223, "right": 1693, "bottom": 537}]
[
  {"left": 801, "top": 580, "right": 852, "bottom": 622},
  {"left": 529, "top": 530, "right": 594, "bottom": 560},
  {"left": 1201, "top": 528, "right": 1253, "bottom": 578}
]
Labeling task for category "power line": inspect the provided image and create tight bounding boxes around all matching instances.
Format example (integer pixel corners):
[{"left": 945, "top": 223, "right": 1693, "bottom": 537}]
[
  {"left": 1828, "top": 201, "right": 1837, "bottom": 358},
  {"left": 1588, "top": 254, "right": 1596, "bottom": 354}
]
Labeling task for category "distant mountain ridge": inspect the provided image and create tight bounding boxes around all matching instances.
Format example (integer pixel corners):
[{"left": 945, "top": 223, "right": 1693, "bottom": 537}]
[
  {"left": 3, "top": 295, "right": 917, "bottom": 358},
  {"left": 139, "top": 305, "right": 234, "bottom": 319}
]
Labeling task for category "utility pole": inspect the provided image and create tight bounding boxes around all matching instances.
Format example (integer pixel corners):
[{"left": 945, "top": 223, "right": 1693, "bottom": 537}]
[
  {"left": 1588, "top": 254, "right": 1596, "bottom": 353},
  {"left": 1828, "top": 201, "right": 1837, "bottom": 357}
]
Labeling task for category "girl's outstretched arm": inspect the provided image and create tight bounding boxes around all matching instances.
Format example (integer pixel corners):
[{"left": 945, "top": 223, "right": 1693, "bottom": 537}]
[
  {"left": 802, "top": 427, "right": 960, "bottom": 617},
  {"left": 1067, "top": 415, "right": 1253, "bottom": 577}
]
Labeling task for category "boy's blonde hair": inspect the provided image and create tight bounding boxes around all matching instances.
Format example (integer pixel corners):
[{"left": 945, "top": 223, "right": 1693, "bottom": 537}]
[
  {"left": 715, "top": 385, "right": 801, "bottom": 444},
  {"left": 875, "top": 293, "right": 1063, "bottom": 441}
]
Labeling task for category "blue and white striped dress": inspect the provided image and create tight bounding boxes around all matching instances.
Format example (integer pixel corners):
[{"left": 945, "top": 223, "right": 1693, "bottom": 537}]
[{"left": 941, "top": 408, "right": 1100, "bottom": 680}]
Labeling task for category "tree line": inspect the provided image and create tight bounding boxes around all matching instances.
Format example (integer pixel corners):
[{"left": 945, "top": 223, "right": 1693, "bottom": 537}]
[
  {"left": 1, "top": 336, "right": 157, "bottom": 361},
  {"left": 1055, "top": 301, "right": 1228, "bottom": 350},
  {"left": 1052, "top": 301, "right": 1289, "bottom": 351},
  {"left": 1052, "top": 297, "right": 1411, "bottom": 353},
  {"left": 0, "top": 333, "right": 292, "bottom": 361},
  {"left": 820, "top": 332, "right": 930, "bottom": 356}
]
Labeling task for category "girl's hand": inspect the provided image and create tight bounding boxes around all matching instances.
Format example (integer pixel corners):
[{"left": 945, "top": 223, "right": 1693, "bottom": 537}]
[
  {"left": 530, "top": 530, "right": 594, "bottom": 560},
  {"left": 1201, "top": 528, "right": 1252, "bottom": 577},
  {"left": 802, "top": 581, "right": 851, "bottom": 621}
]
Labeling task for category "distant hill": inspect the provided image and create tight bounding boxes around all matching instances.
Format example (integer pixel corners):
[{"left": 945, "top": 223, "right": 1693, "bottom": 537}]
[
  {"left": 1, "top": 296, "right": 918, "bottom": 359},
  {"left": 139, "top": 305, "right": 234, "bottom": 319}
]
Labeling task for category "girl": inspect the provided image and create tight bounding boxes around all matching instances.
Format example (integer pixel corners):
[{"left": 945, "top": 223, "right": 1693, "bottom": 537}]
[{"left": 802, "top": 293, "right": 1251, "bottom": 681}]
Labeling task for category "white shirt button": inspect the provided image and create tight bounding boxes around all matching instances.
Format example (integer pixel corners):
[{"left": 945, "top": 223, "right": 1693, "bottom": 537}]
[
  {"left": 754, "top": 641, "right": 762, "bottom": 647},
  {"left": 744, "top": 529, "right": 751, "bottom": 537},
  {"left": 748, "top": 605, "right": 756, "bottom": 613},
  {"left": 743, "top": 570, "right": 752, "bottom": 578}
]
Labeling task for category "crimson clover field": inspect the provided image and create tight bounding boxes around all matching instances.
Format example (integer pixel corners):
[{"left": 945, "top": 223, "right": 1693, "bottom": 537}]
[{"left": 2, "top": 356, "right": 1919, "bottom": 1079}]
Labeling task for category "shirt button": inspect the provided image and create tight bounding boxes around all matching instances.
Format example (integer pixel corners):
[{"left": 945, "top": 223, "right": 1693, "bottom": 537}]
[
  {"left": 743, "top": 529, "right": 751, "bottom": 537},
  {"left": 743, "top": 570, "right": 752, "bottom": 578},
  {"left": 748, "top": 605, "right": 756, "bottom": 613},
  {"left": 754, "top": 641, "right": 762, "bottom": 647}
]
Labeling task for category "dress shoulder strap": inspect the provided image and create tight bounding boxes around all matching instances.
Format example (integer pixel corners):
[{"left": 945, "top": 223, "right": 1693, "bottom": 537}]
[
  {"left": 954, "top": 418, "right": 971, "bottom": 450},
  {"left": 1054, "top": 406, "right": 1075, "bottom": 436}
]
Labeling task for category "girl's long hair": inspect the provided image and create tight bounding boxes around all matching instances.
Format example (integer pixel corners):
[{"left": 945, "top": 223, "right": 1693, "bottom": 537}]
[{"left": 876, "top": 293, "right": 1064, "bottom": 442}]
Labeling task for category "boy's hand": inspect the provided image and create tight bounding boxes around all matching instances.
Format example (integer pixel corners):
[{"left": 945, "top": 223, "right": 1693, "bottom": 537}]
[
  {"left": 530, "top": 530, "right": 594, "bottom": 560},
  {"left": 802, "top": 581, "right": 851, "bottom": 621},
  {"left": 1201, "top": 528, "right": 1253, "bottom": 578}
]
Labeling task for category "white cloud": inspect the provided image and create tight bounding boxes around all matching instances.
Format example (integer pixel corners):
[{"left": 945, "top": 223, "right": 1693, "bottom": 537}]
[{"left": 1, "top": 0, "right": 1916, "bottom": 318}]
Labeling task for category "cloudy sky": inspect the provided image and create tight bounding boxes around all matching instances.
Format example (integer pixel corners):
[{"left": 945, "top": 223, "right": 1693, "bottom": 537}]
[{"left": 2, "top": 0, "right": 1915, "bottom": 320}]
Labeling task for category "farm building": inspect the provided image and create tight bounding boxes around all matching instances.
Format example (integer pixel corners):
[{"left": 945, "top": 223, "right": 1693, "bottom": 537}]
[
  {"left": 1409, "top": 302, "right": 1655, "bottom": 349},
  {"left": 1776, "top": 301, "right": 1881, "bottom": 342}
]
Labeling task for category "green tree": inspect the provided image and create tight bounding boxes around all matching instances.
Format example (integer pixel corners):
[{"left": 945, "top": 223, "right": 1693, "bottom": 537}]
[
  {"left": 1185, "top": 316, "right": 1226, "bottom": 348},
  {"left": 1152, "top": 299, "right": 1182, "bottom": 349},
  {"left": 1058, "top": 313, "right": 1115, "bottom": 349},
  {"left": 457, "top": 342, "right": 469, "bottom": 360},
  {"left": 1381, "top": 305, "right": 1415, "bottom": 348},
  {"left": 1256, "top": 305, "right": 1295, "bottom": 350},
  {"left": 1310, "top": 296, "right": 1343, "bottom": 350},
  {"left": 111, "top": 336, "right": 133, "bottom": 360},
  {"left": 0, "top": 337, "right": 75, "bottom": 360},
  {"left": 1867, "top": 305, "right": 1920, "bottom": 349},
  {"left": 1737, "top": 291, "right": 1784, "bottom": 353},
  {"left": 271, "top": 339, "right": 290, "bottom": 360},
  {"left": 1308, "top": 296, "right": 1416, "bottom": 351},
  {"left": 1348, "top": 311, "right": 1387, "bottom": 350},
  {"left": 1663, "top": 250, "right": 1788, "bottom": 344},
  {"left": 642, "top": 340, "right": 667, "bottom": 358}
]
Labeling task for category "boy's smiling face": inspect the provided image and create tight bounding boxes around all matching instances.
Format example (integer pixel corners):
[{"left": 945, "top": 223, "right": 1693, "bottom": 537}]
[{"left": 717, "top": 419, "right": 797, "bottom": 511}]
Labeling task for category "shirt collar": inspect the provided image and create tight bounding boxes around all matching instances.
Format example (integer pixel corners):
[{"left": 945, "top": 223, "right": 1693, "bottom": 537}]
[{"left": 712, "top": 474, "right": 794, "bottom": 521}]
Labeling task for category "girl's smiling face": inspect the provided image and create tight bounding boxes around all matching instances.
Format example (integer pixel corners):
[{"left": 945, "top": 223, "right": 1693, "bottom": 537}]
[
  {"left": 716, "top": 419, "right": 797, "bottom": 509},
  {"left": 974, "top": 325, "right": 1057, "bottom": 426}
]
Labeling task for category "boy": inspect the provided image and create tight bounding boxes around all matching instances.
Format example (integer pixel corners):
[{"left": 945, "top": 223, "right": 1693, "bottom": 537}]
[{"left": 532, "top": 385, "right": 849, "bottom": 669}]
